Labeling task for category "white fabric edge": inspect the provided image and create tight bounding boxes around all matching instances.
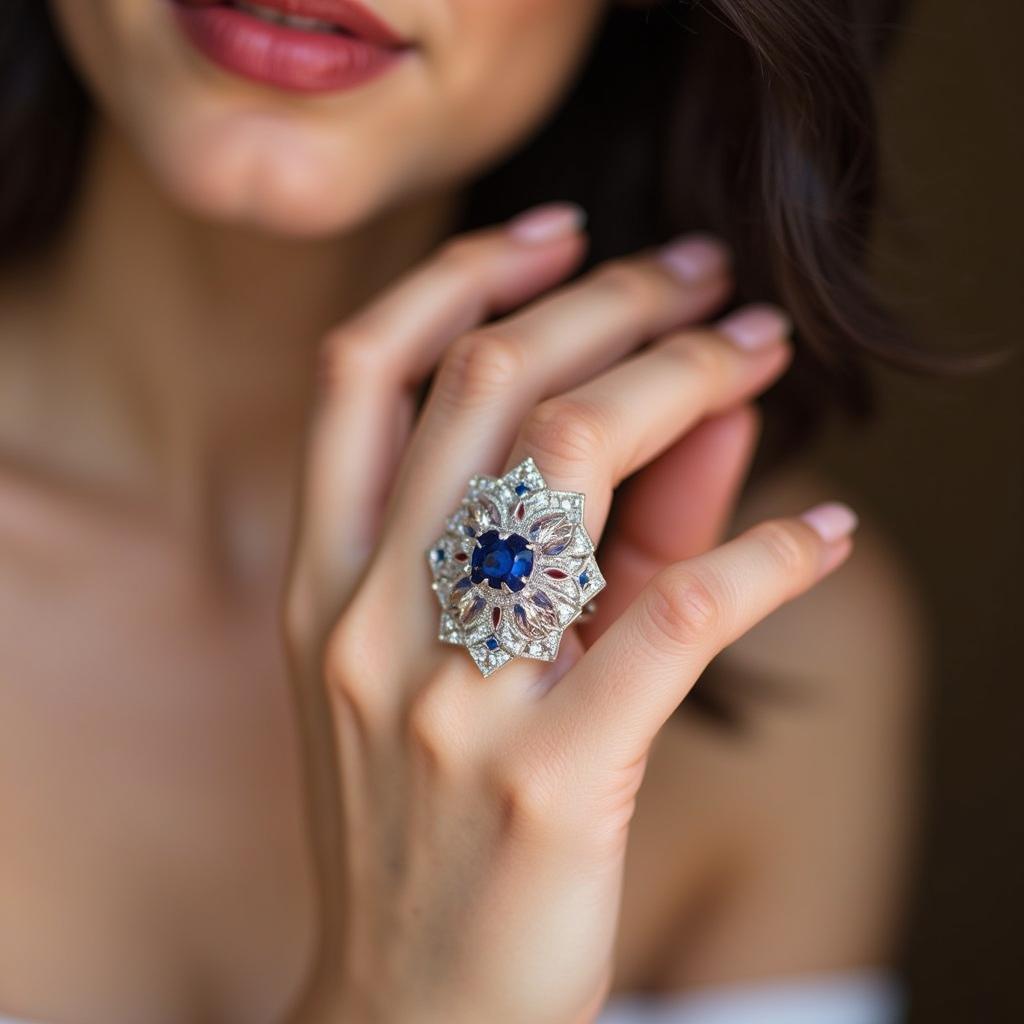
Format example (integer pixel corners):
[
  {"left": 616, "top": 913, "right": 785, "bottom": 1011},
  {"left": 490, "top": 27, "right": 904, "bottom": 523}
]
[{"left": 596, "top": 968, "right": 904, "bottom": 1023}]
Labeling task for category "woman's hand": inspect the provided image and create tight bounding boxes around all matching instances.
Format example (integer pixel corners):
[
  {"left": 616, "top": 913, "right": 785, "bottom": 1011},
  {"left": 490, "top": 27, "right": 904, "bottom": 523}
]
[{"left": 283, "top": 204, "right": 856, "bottom": 1024}]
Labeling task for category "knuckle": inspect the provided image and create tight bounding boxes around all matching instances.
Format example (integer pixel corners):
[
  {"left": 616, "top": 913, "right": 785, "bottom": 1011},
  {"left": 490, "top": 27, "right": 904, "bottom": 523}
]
[
  {"left": 435, "top": 233, "right": 487, "bottom": 274},
  {"left": 322, "top": 612, "right": 381, "bottom": 724},
  {"left": 522, "top": 396, "right": 608, "bottom": 470},
  {"left": 645, "top": 567, "right": 724, "bottom": 649},
  {"left": 671, "top": 331, "right": 730, "bottom": 382},
  {"left": 403, "top": 684, "right": 464, "bottom": 771},
  {"left": 589, "top": 259, "right": 657, "bottom": 308},
  {"left": 489, "top": 757, "right": 564, "bottom": 833},
  {"left": 317, "top": 326, "right": 385, "bottom": 395},
  {"left": 752, "top": 519, "right": 816, "bottom": 579},
  {"left": 438, "top": 329, "right": 524, "bottom": 408}
]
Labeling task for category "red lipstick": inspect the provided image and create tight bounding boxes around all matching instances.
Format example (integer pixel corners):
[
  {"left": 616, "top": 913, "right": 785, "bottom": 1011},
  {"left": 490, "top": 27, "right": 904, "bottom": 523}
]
[{"left": 170, "top": 0, "right": 413, "bottom": 94}]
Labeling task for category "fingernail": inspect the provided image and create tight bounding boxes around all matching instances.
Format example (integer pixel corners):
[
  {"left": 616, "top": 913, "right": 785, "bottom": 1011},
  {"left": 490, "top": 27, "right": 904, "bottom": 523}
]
[
  {"left": 717, "top": 304, "right": 791, "bottom": 351},
  {"left": 800, "top": 502, "right": 859, "bottom": 543},
  {"left": 657, "top": 233, "right": 730, "bottom": 282},
  {"left": 507, "top": 202, "right": 587, "bottom": 243}
]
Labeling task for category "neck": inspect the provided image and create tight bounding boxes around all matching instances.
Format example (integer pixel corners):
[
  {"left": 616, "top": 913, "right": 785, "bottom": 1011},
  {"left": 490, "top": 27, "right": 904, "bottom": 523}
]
[{"left": 2, "top": 120, "right": 459, "bottom": 534}]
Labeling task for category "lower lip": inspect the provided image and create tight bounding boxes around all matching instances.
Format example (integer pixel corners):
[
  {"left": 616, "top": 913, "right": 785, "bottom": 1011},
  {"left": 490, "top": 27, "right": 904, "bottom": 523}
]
[{"left": 170, "top": 2, "right": 408, "bottom": 94}]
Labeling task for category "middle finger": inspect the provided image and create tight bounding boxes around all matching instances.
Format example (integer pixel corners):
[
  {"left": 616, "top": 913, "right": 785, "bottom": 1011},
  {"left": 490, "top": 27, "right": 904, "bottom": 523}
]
[{"left": 380, "top": 235, "right": 732, "bottom": 557}]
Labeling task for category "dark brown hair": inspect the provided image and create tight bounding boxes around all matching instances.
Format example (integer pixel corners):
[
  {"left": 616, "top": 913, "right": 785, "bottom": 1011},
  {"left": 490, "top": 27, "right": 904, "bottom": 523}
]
[{"left": 458, "top": 0, "right": 920, "bottom": 452}]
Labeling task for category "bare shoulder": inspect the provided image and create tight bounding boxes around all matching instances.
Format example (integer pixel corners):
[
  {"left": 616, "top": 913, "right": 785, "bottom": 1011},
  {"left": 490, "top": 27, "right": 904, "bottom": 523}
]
[{"left": 721, "top": 467, "right": 928, "bottom": 699}]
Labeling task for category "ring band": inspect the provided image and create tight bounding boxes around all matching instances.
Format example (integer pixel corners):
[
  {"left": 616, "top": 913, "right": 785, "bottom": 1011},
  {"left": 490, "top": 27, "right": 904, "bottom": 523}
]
[{"left": 427, "top": 458, "right": 605, "bottom": 677}]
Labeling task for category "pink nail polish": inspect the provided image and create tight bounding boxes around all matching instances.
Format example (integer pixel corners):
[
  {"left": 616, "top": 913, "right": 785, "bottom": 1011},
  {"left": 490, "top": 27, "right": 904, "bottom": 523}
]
[
  {"left": 800, "top": 502, "right": 859, "bottom": 543},
  {"left": 507, "top": 202, "right": 587, "bottom": 243},
  {"left": 717, "top": 305, "right": 792, "bottom": 352},
  {"left": 657, "top": 234, "right": 730, "bottom": 282}
]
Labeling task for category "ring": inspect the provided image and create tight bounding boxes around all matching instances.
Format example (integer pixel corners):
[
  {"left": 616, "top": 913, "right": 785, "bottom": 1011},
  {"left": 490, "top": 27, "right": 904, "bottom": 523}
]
[{"left": 427, "top": 457, "right": 605, "bottom": 677}]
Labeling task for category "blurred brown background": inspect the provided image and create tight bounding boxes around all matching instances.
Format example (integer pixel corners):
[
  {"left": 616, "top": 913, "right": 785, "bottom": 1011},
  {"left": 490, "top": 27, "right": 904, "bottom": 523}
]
[{"left": 816, "top": 0, "right": 1023, "bottom": 1018}]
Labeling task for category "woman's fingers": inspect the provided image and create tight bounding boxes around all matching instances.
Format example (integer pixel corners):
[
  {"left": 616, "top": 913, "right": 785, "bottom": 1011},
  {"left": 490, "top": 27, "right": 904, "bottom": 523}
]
[
  {"left": 536, "top": 506, "right": 859, "bottom": 768},
  {"left": 334, "top": 203, "right": 591, "bottom": 384},
  {"left": 578, "top": 405, "right": 760, "bottom": 645},
  {"left": 377, "top": 237, "right": 733, "bottom": 556},
  {"left": 505, "top": 306, "right": 790, "bottom": 541},
  {"left": 289, "top": 205, "right": 588, "bottom": 641}
]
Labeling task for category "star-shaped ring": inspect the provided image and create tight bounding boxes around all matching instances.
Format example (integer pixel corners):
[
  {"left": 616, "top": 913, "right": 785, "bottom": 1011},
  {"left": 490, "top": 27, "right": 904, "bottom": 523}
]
[{"left": 427, "top": 458, "right": 605, "bottom": 677}]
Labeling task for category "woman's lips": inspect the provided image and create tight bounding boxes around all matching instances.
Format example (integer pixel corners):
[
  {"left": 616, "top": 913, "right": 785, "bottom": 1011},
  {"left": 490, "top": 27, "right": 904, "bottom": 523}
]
[{"left": 170, "top": 0, "right": 412, "bottom": 94}]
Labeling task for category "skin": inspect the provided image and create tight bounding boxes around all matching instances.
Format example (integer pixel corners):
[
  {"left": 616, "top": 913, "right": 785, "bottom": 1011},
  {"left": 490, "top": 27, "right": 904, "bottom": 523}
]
[{"left": 0, "top": 1, "right": 923, "bottom": 1022}]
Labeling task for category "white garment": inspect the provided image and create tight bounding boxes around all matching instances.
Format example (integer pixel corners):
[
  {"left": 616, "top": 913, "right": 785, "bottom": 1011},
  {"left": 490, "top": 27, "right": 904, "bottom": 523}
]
[
  {"left": 597, "top": 969, "right": 903, "bottom": 1023},
  {"left": 0, "top": 970, "right": 904, "bottom": 1024}
]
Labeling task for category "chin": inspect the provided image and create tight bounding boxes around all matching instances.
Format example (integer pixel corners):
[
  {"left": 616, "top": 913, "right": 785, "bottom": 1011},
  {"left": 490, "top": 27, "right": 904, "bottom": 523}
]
[{"left": 142, "top": 107, "right": 391, "bottom": 237}]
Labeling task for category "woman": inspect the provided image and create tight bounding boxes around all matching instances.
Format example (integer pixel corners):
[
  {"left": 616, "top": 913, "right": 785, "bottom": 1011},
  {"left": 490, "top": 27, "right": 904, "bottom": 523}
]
[{"left": 0, "top": 1, "right": 924, "bottom": 1022}]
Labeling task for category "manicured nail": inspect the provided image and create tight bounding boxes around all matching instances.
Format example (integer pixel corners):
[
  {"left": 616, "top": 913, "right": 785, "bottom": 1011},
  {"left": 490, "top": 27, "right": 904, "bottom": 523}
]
[
  {"left": 657, "top": 233, "right": 730, "bottom": 282},
  {"left": 800, "top": 502, "right": 859, "bottom": 543},
  {"left": 717, "top": 304, "right": 791, "bottom": 352},
  {"left": 507, "top": 202, "right": 587, "bottom": 243}
]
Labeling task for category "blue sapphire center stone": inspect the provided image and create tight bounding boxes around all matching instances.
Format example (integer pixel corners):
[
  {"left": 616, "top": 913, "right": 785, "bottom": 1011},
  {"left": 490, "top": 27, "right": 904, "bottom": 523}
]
[{"left": 471, "top": 530, "right": 534, "bottom": 592}]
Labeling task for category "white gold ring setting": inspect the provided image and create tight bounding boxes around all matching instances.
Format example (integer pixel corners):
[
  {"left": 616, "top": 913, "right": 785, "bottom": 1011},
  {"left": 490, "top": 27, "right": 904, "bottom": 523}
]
[{"left": 427, "top": 458, "right": 605, "bottom": 677}]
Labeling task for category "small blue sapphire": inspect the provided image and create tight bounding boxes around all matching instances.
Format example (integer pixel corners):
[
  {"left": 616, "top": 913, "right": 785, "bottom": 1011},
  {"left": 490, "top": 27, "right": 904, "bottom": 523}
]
[
  {"left": 433, "top": 548, "right": 446, "bottom": 563},
  {"left": 579, "top": 572, "right": 590, "bottom": 588},
  {"left": 471, "top": 530, "right": 534, "bottom": 592},
  {"left": 485, "top": 635, "right": 499, "bottom": 651},
  {"left": 463, "top": 524, "right": 476, "bottom": 537},
  {"left": 515, "top": 482, "right": 530, "bottom": 496}
]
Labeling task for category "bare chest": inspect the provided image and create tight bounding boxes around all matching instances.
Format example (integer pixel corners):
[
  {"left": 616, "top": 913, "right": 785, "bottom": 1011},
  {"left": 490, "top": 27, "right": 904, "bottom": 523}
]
[
  {"left": 0, "top": 532, "right": 318, "bottom": 1023},
  {"left": 0, "top": 538, "right": 698, "bottom": 1023}
]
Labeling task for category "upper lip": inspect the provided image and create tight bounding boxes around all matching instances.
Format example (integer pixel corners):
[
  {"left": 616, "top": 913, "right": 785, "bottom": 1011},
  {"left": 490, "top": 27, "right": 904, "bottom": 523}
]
[{"left": 178, "top": 0, "right": 410, "bottom": 48}]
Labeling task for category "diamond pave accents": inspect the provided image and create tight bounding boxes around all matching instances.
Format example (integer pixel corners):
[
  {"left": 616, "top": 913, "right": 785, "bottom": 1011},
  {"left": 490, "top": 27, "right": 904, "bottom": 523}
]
[{"left": 427, "top": 457, "right": 605, "bottom": 677}]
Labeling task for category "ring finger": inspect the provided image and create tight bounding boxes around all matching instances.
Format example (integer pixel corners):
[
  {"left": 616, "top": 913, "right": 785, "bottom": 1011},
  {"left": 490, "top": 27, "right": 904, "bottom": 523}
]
[
  {"left": 432, "top": 306, "right": 790, "bottom": 732},
  {"left": 505, "top": 305, "right": 791, "bottom": 543},
  {"left": 389, "top": 304, "right": 790, "bottom": 692}
]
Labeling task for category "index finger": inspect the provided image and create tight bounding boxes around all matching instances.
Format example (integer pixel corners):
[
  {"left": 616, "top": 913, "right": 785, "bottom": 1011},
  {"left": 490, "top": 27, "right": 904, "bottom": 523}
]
[{"left": 289, "top": 205, "right": 588, "bottom": 641}]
